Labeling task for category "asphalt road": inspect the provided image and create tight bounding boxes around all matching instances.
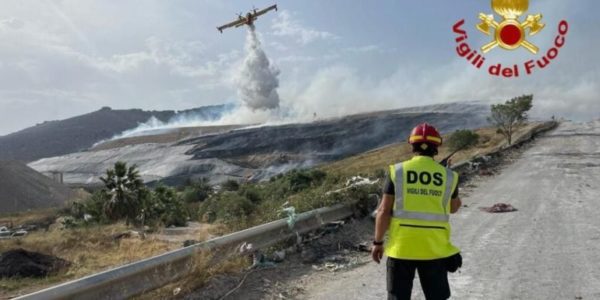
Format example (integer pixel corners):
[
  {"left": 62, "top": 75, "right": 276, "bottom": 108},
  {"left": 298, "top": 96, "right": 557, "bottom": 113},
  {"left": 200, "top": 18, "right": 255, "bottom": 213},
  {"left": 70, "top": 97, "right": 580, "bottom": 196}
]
[{"left": 304, "top": 121, "right": 600, "bottom": 300}]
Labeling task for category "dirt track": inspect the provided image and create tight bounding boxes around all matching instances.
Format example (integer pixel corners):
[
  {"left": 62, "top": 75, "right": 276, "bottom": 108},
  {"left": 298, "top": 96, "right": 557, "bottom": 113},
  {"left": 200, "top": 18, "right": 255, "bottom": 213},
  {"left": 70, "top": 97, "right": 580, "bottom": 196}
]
[{"left": 303, "top": 121, "right": 600, "bottom": 299}]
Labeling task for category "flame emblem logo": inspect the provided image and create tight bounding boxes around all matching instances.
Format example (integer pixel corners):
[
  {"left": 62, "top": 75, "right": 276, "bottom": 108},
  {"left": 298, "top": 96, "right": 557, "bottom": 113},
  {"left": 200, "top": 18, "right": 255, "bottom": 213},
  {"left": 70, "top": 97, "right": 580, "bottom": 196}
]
[{"left": 476, "top": 0, "right": 545, "bottom": 54}]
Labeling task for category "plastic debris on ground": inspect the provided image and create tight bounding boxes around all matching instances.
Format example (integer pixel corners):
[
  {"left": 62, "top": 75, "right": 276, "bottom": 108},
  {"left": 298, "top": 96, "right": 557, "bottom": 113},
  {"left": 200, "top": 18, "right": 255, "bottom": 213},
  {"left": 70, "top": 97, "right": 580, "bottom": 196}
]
[
  {"left": 479, "top": 203, "right": 518, "bottom": 213},
  {"left": 326, "top": 176, "right": 379, "bottom": 195}
]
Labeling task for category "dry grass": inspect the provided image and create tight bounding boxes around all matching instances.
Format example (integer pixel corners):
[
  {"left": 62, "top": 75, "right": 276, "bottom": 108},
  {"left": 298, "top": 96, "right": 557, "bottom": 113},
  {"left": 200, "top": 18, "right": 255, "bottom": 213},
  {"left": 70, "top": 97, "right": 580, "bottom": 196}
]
[
  {"left": 0, "top": 208, "right": 59, "bottom": 228},
  {"left": 0, "top": 223, "right": 177, "bottom": 297},
  {"left": 135, "top": 249, "right": 250, "bottom": 300},
  {"left": 0, "top": 219, "right": 233, "bottom": 298},
  {"left": 322, "top": 123, "right": 542, "bottom": 177}
]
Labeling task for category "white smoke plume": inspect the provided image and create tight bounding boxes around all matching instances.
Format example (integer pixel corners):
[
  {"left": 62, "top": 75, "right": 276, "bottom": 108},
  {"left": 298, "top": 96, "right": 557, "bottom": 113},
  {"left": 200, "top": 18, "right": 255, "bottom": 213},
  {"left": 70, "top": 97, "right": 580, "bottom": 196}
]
[{"left": 235, "top": 25, "right": 281, "bottom": 110}]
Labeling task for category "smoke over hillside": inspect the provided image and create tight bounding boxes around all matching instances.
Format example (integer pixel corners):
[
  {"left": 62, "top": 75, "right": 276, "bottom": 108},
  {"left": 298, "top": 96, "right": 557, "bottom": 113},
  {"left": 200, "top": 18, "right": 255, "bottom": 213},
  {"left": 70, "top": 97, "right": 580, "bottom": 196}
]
[{"left": 235, "top": 25, "right": 281, "bottom": 111}]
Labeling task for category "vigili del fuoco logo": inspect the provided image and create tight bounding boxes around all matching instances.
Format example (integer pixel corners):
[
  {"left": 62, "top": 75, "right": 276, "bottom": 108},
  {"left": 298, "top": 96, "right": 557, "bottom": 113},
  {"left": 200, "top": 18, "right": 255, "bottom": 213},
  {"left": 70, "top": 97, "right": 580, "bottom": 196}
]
[{"left": 453, "top": 0, "right": 569, "bottom": 78}]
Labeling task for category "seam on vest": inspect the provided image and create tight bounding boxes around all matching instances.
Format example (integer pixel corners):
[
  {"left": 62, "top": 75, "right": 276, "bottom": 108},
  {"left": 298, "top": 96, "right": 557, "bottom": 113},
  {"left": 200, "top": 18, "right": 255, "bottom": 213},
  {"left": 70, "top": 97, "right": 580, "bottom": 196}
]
[
  {"left": 394, "top": 211, "right": 450, "bottom": 222},
  {"left": 442, "top": 168, "right": 454, "bottom": 214},
  {"left": 394, "top": 163, "right": 403, "bottom": 211}
]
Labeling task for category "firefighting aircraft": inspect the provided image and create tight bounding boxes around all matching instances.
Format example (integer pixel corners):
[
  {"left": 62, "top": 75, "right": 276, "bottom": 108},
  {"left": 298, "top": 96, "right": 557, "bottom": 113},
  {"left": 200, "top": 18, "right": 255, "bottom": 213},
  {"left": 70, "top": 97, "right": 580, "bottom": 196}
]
[{"left": 217, "top": 4, "right": 278, "bottom": 33}]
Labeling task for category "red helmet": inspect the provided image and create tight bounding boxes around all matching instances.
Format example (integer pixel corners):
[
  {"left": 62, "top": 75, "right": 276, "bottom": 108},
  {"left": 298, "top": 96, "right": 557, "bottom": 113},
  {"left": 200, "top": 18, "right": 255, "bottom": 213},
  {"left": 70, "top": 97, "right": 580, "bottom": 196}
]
[{"left": 408, "top": 123, "right": 442, "bottom": 147}]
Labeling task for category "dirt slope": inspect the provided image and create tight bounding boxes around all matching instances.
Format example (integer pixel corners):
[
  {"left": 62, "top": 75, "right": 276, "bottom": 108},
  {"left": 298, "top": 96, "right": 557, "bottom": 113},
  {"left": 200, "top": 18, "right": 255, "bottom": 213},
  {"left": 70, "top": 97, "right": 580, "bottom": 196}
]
[
  {"left": 0, "top": 161, "right": 76, "bottom": 214},
  {"left": 302, "top": 121, "right": 600, "bottom": 299}
]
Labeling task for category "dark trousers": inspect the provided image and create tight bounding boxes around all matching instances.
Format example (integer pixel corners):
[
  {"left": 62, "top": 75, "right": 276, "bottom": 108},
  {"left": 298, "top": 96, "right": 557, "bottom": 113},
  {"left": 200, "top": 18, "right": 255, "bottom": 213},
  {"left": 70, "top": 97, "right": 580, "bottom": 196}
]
[{"left": 386, "top": 257, "right": 450, "bottom": 300}]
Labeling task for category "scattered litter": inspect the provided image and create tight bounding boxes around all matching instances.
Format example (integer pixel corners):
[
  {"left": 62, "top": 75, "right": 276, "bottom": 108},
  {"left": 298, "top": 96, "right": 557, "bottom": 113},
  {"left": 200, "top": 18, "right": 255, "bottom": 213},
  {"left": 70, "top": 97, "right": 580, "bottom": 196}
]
[
  {"left": 480, "top": 203, "right": 518, "bottom": 213},
  {"left": 281, "top": 206, "right": 297, "bottom": 229},
  {"left": 173, "top": 287, "right": 181, "bottom": 296},
  {"left": 11, "top": 230, "right": 27, "bottom": 237},
  {"left": 345, "top": 176, "right": 379, "bottom": 187},
  {"left": 0, "top": 227, "right": 28, "bottom": 239},
  {"left": 326, "top": 176, "right": 379, "bottom": 195},
  {"left": 239, "top": 242, "right": 254, "bottom": 254},
  {"left": 271, "top": 250, "right": 286, "bottom": 262},
  {"left": 112, "top": 230, "right": 143, "bottom": 240},
  {"left": 357, "top": 242, "right": 371, "bottom": 252},
  {"left": 479, "top": 169, "right": 494, "bottom": 176},
  {"left": 323, "top": 255, "right": 345, "bottom": 263},
  {"left": 83, "top": 214, "right": 94, "bottom": 222},
  {"left": 324, "top": 262, "right": 342, "bottom": 272}
]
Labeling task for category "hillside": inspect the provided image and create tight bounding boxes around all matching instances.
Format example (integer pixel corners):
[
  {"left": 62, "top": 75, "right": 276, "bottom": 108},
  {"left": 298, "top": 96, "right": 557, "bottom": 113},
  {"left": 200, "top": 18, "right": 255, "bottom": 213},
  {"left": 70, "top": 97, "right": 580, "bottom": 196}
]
[
  {"left": 0, "top": 161, "right": 77, "bottom": 214},
  {"left": 322, "top": 123, "right": 543, "bottom": 176},
  {"left": 0, "top": 105, "right": 228, "bottom": 162},
  {"left": 29, "top": 102, "right": 490, "bottom": 186}
]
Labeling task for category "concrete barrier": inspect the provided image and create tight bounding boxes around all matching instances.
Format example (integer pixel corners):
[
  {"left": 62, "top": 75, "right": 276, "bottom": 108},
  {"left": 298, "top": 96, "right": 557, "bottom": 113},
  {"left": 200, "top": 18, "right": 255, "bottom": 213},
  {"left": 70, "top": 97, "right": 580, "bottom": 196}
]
[
  {"left": 451, "top": 121, "right": 558, "bottom": 171},
  {"left": 15, "top": 203, "right": 357, "bottom": 300}
]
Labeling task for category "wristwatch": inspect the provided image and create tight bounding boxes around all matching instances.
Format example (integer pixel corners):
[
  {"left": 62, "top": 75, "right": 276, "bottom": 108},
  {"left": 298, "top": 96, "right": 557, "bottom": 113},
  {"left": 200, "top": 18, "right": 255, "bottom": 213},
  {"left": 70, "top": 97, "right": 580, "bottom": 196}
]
[{"left": 373, "top": 240, "right": 384, "bottom": 246}]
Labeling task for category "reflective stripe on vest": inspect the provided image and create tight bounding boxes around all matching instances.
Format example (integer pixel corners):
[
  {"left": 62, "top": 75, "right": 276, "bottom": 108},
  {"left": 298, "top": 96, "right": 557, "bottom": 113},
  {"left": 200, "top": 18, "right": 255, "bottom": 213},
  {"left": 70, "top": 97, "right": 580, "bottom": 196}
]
[{"left": 392, "top": 162, "right": 454, "bottom": 222}]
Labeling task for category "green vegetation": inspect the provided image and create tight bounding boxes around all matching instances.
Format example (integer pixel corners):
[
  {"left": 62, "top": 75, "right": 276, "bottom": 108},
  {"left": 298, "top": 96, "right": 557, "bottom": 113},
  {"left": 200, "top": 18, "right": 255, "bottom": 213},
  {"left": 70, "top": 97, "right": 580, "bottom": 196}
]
[
  {"left": 65, "top": 162, "right": 377, "bottom": 232},
  {"left": 70, "top": 162, "right": 188, "bottom": 228},
  {"left": 181, "top": 178, "right": 213, "bottom": 203},
  {"left": 99, "top": 161, "right": 145, "bottom": 225},
  {"left": 447, "top": 129, "right": 480, "bottom": 152},
  {"left": 197, "top": 168, "right": 377, "bottom": 230},
  {"left": 488, "top": 94, "right": 533, "bottom": 145}
]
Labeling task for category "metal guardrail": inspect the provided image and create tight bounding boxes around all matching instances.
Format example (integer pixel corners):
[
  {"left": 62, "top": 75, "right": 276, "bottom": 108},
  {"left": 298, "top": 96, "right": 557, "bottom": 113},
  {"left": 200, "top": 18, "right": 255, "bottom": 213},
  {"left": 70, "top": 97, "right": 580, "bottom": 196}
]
[{"left": 15, "top": 203, "right": 357, "bottom": 300}]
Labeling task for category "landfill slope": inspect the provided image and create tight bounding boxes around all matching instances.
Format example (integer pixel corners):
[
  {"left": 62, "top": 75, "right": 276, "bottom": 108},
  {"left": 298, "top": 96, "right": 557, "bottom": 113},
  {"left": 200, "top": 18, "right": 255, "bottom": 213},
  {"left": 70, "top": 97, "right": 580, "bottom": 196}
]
[
  {"left": 29, "top": 102, "right": 490, "bottom": 186},
  {"left": 0, "top": 161, "right": 76, "bottom": 214},
  {"left": 303, "top": 121, "right": 600, "bottom": 300}
]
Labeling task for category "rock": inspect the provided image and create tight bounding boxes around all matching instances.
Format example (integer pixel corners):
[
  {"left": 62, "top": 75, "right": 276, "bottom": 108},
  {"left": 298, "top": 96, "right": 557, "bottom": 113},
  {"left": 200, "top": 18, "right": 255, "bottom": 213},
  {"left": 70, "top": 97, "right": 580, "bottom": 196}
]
[{"left": 0, "top": 249, "right": 70, "bottom": 278}]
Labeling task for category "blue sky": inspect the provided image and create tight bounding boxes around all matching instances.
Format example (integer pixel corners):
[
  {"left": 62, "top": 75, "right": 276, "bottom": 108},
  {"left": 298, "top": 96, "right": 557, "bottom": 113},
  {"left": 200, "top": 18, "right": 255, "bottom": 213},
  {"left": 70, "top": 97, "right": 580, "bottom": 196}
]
[{"left": 0, "top": 0, "right": 598, "bottom": 135}]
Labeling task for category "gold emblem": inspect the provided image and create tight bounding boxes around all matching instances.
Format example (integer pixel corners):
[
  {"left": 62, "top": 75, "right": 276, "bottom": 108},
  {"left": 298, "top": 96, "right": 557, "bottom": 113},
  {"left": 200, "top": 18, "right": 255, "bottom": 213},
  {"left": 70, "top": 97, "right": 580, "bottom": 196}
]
[{"left": 476, "top": 0, "right": 545, "bottom": 54}]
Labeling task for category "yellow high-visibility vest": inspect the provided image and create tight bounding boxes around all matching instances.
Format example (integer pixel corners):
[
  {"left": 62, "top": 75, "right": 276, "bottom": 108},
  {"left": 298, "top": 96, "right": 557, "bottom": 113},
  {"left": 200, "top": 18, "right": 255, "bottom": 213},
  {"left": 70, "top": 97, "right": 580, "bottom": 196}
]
[{"left": 384, "top": 156, "right": 460, "bottom": 260}]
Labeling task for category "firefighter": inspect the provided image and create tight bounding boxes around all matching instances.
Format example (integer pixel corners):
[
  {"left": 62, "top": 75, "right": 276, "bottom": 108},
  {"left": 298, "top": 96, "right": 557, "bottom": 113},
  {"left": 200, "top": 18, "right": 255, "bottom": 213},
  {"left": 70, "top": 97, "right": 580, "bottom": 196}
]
[{"left": 372, "top": 123, "right": 462, "bottom": 300}]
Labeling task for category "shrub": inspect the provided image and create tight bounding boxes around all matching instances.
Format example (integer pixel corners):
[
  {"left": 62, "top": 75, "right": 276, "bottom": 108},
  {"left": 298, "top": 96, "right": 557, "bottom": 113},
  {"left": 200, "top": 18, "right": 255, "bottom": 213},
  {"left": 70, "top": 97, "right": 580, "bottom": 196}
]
[
  {"left": 182, "top": 178, "right": 213, "bottom": 203},
  {"left": 149, "top": 185, "right": 188, "bottom": 227},
  {"left": 221, "top": 179, "right": 240, "bottom": 192},
  {"left": 239, "top": 185, "right": 262, "bottom": 204},
  {"left": 447, "top": 130, "right": 480, "bottom": 152}
]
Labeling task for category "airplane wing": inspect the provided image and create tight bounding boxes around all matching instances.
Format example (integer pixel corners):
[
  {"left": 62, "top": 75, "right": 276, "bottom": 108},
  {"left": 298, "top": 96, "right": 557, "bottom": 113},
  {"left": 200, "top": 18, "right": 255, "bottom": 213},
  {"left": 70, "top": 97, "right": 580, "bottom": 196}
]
[
  {"left": 253, "top": 4, "right": 277, "bottom": 17},
  {"left": 217, "top": 18, "right": 247, "bottom": 33}
]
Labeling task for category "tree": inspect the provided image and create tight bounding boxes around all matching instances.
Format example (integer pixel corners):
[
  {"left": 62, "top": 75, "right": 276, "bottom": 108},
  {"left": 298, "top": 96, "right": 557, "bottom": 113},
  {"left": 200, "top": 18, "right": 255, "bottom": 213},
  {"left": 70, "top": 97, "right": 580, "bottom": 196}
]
[
  {"left": 100, "top": 161, "right": 146, "bottom": 225},
  {"left": 488, "top": 95, "right": 533, "bottom": 145},
  {"left": 447, "top": 130, "right": 480, "bottom": 152}
]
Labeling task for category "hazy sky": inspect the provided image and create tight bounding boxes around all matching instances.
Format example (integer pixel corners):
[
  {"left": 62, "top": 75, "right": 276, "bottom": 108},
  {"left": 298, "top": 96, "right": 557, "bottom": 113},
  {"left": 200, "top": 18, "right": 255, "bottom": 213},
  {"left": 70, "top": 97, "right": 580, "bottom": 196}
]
[{"left": 0, "top": 0, "right": 598, "bottom": 135}]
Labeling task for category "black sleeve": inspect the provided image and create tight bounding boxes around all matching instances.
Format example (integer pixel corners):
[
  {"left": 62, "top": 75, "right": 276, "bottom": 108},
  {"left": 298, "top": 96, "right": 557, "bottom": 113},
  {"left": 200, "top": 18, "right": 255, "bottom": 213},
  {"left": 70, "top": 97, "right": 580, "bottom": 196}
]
[
  {"left": 451, "top": 185, "right": 459, "bottom": 199},
  {"left": 383, "top": 176, "right": 395, "bottom": 195}
]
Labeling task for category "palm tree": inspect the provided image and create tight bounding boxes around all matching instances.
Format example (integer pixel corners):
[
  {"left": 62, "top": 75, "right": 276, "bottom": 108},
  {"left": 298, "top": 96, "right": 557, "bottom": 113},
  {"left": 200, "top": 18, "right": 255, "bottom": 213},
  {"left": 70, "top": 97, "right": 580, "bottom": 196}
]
[{"left": 100, "top": 162, "right": 145, "bottom": 225}]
